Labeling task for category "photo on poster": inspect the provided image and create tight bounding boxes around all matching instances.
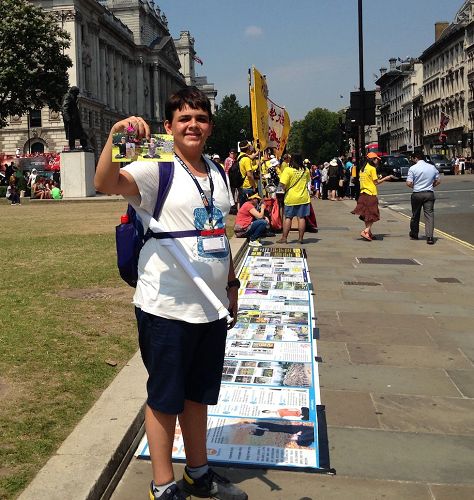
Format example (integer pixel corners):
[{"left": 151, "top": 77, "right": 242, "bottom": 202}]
[
  {"left": 207, "top": 417, "right": 316, "bottom": 450},
  {"left": 221, "top": 361, "right": 312, "bottom": 388},
  {"left": 112, "top": 133, "right": 174, "bottom": 162}
]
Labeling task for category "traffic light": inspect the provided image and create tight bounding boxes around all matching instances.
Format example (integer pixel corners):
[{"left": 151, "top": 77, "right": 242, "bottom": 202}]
[{"left": 349, "top": 91, "right": 376, "bottom": 126}]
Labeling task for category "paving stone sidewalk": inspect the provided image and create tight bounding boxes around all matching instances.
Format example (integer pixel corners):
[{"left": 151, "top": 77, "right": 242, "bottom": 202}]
[{"left": 112, "top": 199, "right": 474, "bottom": 500}]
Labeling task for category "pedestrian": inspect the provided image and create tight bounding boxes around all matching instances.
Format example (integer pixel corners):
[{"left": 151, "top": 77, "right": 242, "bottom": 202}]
[
  {"left": 406, "top": 151, "right": 441, "bottom": 245},
  {"left": 94, "top": 86, "right": 247, "bottom": 500},
  {"left": 310, "top": 164, "right": 321, "bottom": 198},
  {"left": 344, "top": 157, "right": 352, "bottom": 198},
  {"left": 454, "top": 155, "right": 460, "bottom": 175},
  {"left": 350, "top": 160, "right": 359, "bottom": 199},
  {"left": 320, "top": 162, "right": 329, "bottom": 200},
  {"left": 459, "top": 156, "right": 466, "bottom": 175},
  {"left": 237, "top": 140, "right": 257, "bottom": 206},
  {"left": 327, "top": 159, "right": 340, "bottom": 201},
  {"left": 224, "top": 148, "right": 237, "bottom": 174},
  {"left": 6, "top": 179, "right": 21, "bottom": 205},
  {"left": 351, "top": 152, "right": 395, "bottom": 241},
  {"left": 276, "top": 153, "right": 311, "bottom": 244}
]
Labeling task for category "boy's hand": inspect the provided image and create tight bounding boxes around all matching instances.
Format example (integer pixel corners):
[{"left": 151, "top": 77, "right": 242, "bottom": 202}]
[{"left": 111, "top": 116, "right": 150, "bottom": 140}]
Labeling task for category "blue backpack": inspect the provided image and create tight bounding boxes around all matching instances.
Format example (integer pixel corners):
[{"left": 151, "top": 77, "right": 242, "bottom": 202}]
[{"left": 116, "top": 160, "right": 228, "bottom": 287}]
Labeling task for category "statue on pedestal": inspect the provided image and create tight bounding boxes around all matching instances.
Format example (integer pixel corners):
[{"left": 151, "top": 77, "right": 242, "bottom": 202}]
[{"left": 61, "top": 86, "right": 92, "bottom": 151}]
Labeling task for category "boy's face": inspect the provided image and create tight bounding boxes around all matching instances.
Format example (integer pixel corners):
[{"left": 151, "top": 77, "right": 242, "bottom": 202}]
[{"left": 164, "top": 105, "right": 212, "bottom": 153}]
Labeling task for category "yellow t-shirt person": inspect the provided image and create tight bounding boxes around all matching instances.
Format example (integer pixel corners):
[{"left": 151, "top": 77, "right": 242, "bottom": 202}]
[
  {"left": 279, "top": 167, "right": 311, "bottom": 206},
  {"left": 239, "top": 154, "right": 254, "bottom": 189},
  {"left": 359, "top": 163, "right": 378, "bottom": 196}
]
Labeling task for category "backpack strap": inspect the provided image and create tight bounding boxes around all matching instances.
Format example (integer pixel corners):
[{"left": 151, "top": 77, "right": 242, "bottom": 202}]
[
  {"left": 144, "top": 158, "right": 229, "bottom": 242},
  {"left": 152, "top": 161, "right": 174, "bottom": 220},
  {"left": 210, "top": 159, "right": 229, "bottom": 189}
]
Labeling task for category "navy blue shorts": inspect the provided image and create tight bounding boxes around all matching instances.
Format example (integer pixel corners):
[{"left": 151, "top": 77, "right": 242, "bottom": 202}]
[{"left": 135, "top": 308, "right": 227, "bottom": 414}]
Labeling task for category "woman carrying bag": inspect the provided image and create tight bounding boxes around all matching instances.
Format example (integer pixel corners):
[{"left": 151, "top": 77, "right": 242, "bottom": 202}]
[{"left": 276, "top": 154, "right": 311, "bottom": 244}]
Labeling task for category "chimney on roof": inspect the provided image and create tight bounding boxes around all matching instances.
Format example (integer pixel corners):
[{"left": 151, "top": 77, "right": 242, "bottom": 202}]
[
  {"left": 389, "top": 58, "right": 397, "bottom": 71},
  {"left": 435, "top": 22, "right": 449, "bottom": 41},
  {"left": 380, "top": 67, "right": 387, "bottom": 76}
]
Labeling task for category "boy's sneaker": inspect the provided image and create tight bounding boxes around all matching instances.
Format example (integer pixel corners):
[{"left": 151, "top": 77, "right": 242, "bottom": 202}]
[
  {"left": 182, "top": 466, "right": 248, "bottom": 500},
  {"left": 248, "top": 240, "right": 262, "bottom": 247},
  {"left": 149, "top": 481, "right": 187, "bottom": 500}
]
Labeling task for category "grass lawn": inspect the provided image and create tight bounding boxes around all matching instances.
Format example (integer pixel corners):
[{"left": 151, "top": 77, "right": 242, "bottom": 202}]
[{"left": 0, "top": 198, "right": 236, "bottom": 499}]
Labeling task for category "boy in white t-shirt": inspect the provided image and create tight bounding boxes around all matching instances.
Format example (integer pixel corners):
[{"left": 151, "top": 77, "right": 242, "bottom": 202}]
[{"left": 95, "top": 87, "right": 246, "bottom": 500}]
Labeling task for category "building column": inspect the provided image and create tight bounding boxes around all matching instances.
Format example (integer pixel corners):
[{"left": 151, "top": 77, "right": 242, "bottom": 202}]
[
  {"left": 136, "top": 58, "right": 144, "bottom": 116},
  {"left": 116, "top": 55, "right": 123, "bottom": 113},
  {"left": 109, "top": 48, "right": 116, "bottom": 110},
  {"left": 123, "top": 59, "right": 130, "bottom": 115},
  {"left": 153, "top": 63, "right": 160, "bottom": 120},
  {"left": 100, "top": 43, "right": 107, "bottom": 103}
]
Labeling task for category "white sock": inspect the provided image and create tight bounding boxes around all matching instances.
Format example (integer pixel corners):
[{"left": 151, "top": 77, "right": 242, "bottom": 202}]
[{"left": 152, "top": 480, "right": 177, "bottom": 498}]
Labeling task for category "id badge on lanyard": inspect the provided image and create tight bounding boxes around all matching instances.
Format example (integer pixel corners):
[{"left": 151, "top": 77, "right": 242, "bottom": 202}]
[{"left": 175, "top": 154, "right": 227, "bottom": 254}]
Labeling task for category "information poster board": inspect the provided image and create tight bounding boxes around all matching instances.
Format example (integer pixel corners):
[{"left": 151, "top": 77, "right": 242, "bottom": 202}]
[{"left": 137, "top": 247, "right": 331, "bottom": 472}]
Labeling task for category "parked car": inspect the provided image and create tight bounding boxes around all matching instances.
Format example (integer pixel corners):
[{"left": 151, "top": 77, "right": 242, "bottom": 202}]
[
  {"left": 378, "top": 155, "right": 411, "bottom": 180},
  {"left": 425, "top": 154, "right": 453, "bottom": 175}
]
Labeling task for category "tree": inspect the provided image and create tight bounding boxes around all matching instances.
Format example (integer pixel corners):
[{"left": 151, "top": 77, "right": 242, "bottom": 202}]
[
  {"left": 287, "top": 108, "right": 342, "bottom": 163},
  {"left": 206, "top": 94, "right": 251, "bottom": 158},
  {"left": 287, "top": 120, "right": 303, "bottom": 154},
  {"left": 0, "top": 0, "right": 72, "bottom": 128}
]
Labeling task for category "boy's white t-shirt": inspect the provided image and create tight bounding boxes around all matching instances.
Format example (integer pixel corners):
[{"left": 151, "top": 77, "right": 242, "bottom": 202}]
[{"left": 122, "top": 157, "right": 232, "bottom": 323}]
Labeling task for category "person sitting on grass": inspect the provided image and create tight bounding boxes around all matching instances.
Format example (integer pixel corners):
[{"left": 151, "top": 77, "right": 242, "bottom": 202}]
[
  {"left": 32, "top": 177, "right": 47, "bottom": 199},
  {"left": 6, "top": 180, "right": 21, "bottom": 205},
  {"left": 233, "top": 193, "right": 269, "bottom": 247},
  {"left": 50, "top": 182, "right": 63, "bottom": 200}
]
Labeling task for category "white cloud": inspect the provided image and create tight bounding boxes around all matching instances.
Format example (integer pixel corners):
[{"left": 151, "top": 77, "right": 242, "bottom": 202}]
[{"left": 244, "top": 25, "right": 263, "bottom": 38}]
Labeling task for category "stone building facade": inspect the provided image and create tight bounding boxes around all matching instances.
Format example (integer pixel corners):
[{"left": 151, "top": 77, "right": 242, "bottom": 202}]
[
  {"left": 375, "top": 1, "right": 474, "bottom": 158},
  {"left": 420, "top": 17, "right": 467, "bottom": 156},
  {"left": 0, "top": 0, "right": 216, "bottom": 157},
  {"left": 376, "top": 58, "right": 422, "bottom": 154}
]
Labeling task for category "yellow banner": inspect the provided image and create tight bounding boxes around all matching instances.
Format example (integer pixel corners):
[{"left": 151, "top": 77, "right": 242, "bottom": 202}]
[{"left": 251, "top": 66, "right": 269, "bottom": 150}]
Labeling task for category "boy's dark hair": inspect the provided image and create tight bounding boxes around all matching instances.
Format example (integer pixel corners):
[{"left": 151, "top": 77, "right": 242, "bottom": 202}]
[{"left": 165, "top": 86, "right": 212, "bottom": 123}]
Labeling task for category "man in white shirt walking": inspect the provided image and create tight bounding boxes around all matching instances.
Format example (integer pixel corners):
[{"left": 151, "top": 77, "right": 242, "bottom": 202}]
[{"left": 406, "top": 151, "right": 441, "bottom": 245}]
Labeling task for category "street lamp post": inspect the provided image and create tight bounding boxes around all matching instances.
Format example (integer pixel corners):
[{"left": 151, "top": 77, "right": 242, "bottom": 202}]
[{"left": 356, "top": 0, "right": 365, "bottom": 172}]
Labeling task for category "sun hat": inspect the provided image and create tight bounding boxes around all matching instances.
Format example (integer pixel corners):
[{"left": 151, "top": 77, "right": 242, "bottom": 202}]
[
  {"left": 303, "top": 158, "right": 310, "bottom": 164},
  {"left": 212, "top": 154, "right": 220, "bottom": 160},
  {"left": 329, "top": 159, "right": 338, "bottom": 166},
  {"left": 239, "top": 140, "right": 251, "bottom": 150},
  {"left": 248, "top": 193, "right": 261, "bottom": 200},
  {"left": 269, "top": 158, "right": 280, "bottom": 167},
  {"left": 367, "top": 152, "right": 381, "bottom": 159}
]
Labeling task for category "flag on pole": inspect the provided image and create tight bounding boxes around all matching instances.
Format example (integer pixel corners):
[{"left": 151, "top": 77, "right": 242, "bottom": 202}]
[
  {"left": 250, "top": 66, "right": 269, "bottom": 150},
  {"left": 277, "top": 109, "right": 291, "bottom": 158},
  {"left": 193, "top": 54, "right": 203, "bottom": 65},
  {"left": 439, "top": 111, "right": 450, "bottom": 132},
  {"left": 267, "top": 98, "right": 290, "bottom": 157}
]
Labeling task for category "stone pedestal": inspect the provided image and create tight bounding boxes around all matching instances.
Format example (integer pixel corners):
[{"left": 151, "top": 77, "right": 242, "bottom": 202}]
[{"left": 60, "top": 151, "right": 96, "bottom": 198}]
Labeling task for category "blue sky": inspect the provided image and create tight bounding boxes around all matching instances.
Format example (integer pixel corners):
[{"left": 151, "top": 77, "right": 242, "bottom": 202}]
[{"left": 162, "top": 0, "right": 461, "bottom": 121}]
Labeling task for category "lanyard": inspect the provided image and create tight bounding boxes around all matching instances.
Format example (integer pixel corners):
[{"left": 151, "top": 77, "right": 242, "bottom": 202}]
[{"left": 174, "top": 153, "right": 215, "bottom": 226}]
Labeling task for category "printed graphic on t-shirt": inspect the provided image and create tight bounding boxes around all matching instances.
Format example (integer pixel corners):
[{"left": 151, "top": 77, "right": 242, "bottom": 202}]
[{"left": 194, "top": 206, "right": 229, "bottom": 259}]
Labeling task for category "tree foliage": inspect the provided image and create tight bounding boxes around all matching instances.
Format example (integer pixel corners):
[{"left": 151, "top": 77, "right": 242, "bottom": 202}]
[
  {"left": 287, "top": 107, "right": 343, "bottom": 163},
  {"left": 0, "top": 0, "right": 72, "bottom": 128},
  {"left": 206, "top": 94, "right": 251, "bottom": 157}
]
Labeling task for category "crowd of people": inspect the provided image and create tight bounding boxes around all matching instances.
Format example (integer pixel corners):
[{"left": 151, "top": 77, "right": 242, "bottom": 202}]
[
  {"left": 211, "top": 144, "right": 443, "bottom": 247},
  {"left": 1, "top": 162, "right": 63, "bottom": 204},
  {"left": 217, "top": 146, "right": 363, "bottom": 247}
]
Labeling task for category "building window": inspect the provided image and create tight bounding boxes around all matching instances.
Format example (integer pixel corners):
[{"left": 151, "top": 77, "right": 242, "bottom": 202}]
[{"left": 29, "top": 109, "right": 42, "bottom": 128}]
